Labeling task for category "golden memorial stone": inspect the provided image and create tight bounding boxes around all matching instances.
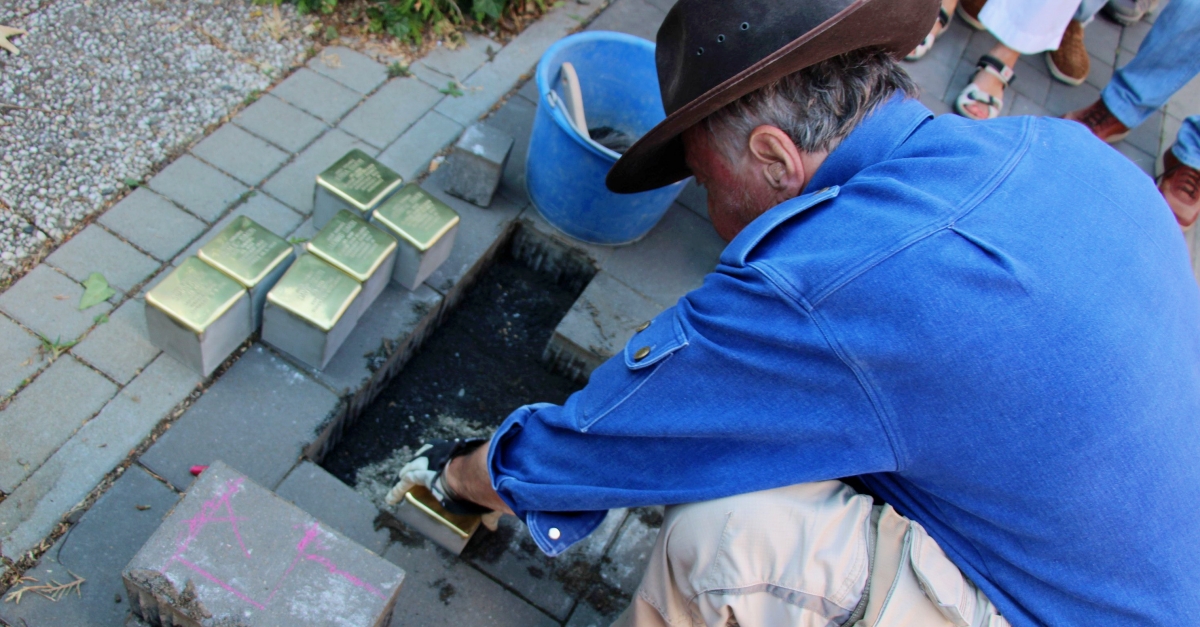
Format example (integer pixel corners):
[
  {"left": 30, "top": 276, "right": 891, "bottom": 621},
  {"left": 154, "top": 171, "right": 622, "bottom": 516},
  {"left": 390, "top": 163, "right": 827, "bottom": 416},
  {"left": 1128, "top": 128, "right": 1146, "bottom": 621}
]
[
  {"left": 197, "top": 215, "right": 295, "bottom": 329},
  {"left": 261, "top": 254, "right": 363, "bottom": 370},
  {"left": 313, "top": 149, "right": 403, "bottom": 229},
  {"left": 371, "top": 185, "right": 460, "bottom": 291},
  {"left": 306, "top": 209, "right": 397, "bottom": 323},
  {"left": 145, "top": 257, "right": 252, "bottom": 376}
]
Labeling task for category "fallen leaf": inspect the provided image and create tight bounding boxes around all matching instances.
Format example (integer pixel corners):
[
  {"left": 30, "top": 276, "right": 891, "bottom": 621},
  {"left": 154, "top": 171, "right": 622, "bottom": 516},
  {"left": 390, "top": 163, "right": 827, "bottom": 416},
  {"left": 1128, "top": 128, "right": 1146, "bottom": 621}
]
[
  {"left": 0, "top": 24, "right": 27, "bottom": 56},
  {"left": 53, "top": 294, "right": 69, "bottom": 301},
  {"left": 79, "top": 273, "right": 116, "bottom": 310},
  {"left": 135, "top": 504, "right": 150, "bottom": 511}
]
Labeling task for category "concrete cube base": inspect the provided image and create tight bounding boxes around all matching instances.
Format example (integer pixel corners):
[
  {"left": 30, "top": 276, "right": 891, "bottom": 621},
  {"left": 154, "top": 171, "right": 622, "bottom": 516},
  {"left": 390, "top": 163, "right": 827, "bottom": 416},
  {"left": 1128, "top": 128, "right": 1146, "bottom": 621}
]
[
  {"left": 313, "top": 185, "right": 373, "bottom": 231},
  {"left": 348, "top": 249, "right": 396, "bottom": 323},
  {"left": 261, "top": 297, "right": 361, "bottom": 370},
  {"left": 442, "top": 123, "right": 513, "bottom": 208},
  {"left": 122, "top": 461, "right": 403, "bottom": 627},
  {"left": 145, "top": 295, "right": 252, "bottom": 377},
  {"left": 247, "top": 250, "right": 296, "bottom": 330},
  {"left": 393, "top": 227, "right": 456, "bottom": 291}
]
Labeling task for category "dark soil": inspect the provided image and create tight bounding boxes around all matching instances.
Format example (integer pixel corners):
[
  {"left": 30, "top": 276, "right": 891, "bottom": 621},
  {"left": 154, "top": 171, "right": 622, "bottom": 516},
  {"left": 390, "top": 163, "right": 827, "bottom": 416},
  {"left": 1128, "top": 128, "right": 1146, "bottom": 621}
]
[{"left": 322, "top": 252, "right": 584, "bottom": 485}]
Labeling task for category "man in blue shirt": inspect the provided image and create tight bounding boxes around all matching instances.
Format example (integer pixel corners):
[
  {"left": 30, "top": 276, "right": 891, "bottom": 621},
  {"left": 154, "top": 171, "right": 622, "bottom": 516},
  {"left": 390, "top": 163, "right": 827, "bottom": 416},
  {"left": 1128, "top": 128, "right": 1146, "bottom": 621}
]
[{"left": 387, "top": 0, "right": 1200, "bottom": 624}]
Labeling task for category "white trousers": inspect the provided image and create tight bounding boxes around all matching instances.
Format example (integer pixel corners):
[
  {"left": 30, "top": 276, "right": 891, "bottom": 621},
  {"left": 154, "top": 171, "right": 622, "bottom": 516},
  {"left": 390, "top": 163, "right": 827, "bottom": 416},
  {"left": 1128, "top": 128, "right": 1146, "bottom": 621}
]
[
  {"left": 613, "top": 482, "right": 1010, "bottom": 627},
  {"left": 978, "top": 0, "right": 1084, "bottom": 54}
]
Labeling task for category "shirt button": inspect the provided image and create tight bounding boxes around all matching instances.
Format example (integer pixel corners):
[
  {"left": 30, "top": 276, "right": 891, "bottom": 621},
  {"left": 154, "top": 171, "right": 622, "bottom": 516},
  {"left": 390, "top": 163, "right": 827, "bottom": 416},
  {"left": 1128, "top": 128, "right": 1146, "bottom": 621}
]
[
  {"left": 548, "top": 527, "right": 561, "bottom": 540},
  {"left": 634, "top": 346, "right": 651, "bottom": 361},
  {"left": 635, "top": 321, "right": 651, "bottom": 333}
]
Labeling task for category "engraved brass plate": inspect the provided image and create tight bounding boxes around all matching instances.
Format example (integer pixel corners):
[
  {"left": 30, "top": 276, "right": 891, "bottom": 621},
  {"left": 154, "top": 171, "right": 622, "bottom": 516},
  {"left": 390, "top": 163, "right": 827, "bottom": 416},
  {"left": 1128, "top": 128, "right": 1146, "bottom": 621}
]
[
  {"left": 198, "top": 216, "right": 293, "bottom": 288},
  {"left": 314, "top": 149, "right": 403, "bottom": 211},
  {"left": 265, "top": 254, "right": 361, "bottom": 332},
  {"left": 146, "top": 257, "right": 246, "bottom": 335},
  {"left": 372, "top": 185, "right": 460, "bottom": 252},
  {"left": 404, "top": 486, "right": 481, "bottom": 539},
  {"left": 306, "top": 210, "right": 397, "bottom": 282}
]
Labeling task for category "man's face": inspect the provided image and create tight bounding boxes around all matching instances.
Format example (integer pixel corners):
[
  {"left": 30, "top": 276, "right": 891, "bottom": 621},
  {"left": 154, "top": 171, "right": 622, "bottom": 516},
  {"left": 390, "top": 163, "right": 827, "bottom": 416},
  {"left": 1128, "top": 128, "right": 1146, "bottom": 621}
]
[{"left": 682, "top": 126, "right": 786, "bottom": 242}]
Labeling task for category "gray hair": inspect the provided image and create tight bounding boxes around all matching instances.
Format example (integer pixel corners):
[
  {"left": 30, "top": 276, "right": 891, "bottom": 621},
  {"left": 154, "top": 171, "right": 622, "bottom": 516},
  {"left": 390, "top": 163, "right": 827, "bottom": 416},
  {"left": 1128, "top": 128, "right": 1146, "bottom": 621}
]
[{"left": 704, "top": 48, "right": 916, "bottom": 160}]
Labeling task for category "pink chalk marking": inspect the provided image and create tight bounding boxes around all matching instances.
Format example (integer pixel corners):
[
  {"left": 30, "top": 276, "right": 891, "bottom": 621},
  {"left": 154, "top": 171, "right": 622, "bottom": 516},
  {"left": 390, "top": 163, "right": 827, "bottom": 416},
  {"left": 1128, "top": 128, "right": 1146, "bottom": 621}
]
[
  {"left": 297, "top": 523, "right": 388, "bottom": 600},
  {"left": 175, "top": 557, "right": 266, "bottom": 610}
]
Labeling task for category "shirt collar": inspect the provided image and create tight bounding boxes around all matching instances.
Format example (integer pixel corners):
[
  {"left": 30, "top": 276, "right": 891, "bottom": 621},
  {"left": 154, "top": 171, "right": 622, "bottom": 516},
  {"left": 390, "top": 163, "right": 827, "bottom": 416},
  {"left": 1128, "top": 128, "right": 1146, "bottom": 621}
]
[{"left": 805, "top": 94, "right": 933, "bottom": 193}]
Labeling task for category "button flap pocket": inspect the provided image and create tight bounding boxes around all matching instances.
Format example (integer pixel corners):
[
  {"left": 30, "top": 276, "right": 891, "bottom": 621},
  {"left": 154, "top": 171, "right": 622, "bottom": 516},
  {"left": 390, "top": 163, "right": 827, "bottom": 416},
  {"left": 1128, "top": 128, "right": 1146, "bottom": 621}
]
[
  {"left": 623, "top": 311, "right": 687, "bottom": 370},
  {"left": 910, "top": 524, "right": 974, "bottom": 627}
]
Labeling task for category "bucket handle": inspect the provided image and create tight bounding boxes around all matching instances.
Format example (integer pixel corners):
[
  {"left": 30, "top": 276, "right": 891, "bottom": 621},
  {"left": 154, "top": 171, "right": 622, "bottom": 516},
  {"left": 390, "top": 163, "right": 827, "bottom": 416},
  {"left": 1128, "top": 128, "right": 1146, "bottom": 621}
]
[{"left": 546, "top": 89, "right": 623, "bottom": 161}]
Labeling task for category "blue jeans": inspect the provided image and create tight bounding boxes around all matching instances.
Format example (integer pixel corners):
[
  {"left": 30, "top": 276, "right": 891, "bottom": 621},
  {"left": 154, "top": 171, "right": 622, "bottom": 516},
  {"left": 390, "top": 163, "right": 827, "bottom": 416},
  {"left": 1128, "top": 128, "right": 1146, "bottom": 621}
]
[{"left": 1094, "top": 0, "right": 1200, "bottom": 168}]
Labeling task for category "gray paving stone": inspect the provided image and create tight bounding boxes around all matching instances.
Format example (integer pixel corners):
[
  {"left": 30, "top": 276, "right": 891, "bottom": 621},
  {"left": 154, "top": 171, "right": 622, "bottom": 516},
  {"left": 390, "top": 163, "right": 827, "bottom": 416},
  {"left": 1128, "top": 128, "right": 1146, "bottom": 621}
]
[
  {"left": 675, "top": 180, "right": 708, "bottom": 221},
  {"left": 484, "top": 93, "right": 536, "bottom": 202},
  {"left": 0, "top": 264, "right": 112, "bottom": 342},
  {"left": 147, "top": 154, "right": 250, "bottom": 224},
  {"left": 1086, "top": 53, "right": 1115, "bottom": 90},
  {"left": 516, "top": 206, "right": 614, "bottom": 275},
  {"left": 99, "top": 188, "right": 207, "bottom": 262},
  {"left": 271, "top": 67, "right": 363, "bottom": 123},
  {"left": 566, "top": 602, "right": 614, "bottom": 627},
  {"left": 262, "top": 129, "right": 378, "bottom": 215},
  {"left": 0, "top": 355, "right": 197, "bottom": 561},
  {"left": 1120, "top": 19, "right": 1152, "bottom": 53},
  {"left": 0, "top": 355, "right": 117, "bottom": 494},
  {"left": 963, "top": 28, "right": 1000, "bottom": 64},
  {"left": 517, "top": 75, "right": 539, "bottom": 103},
  {"left": 339, "top": 77, "right": 445, "bottom": 149},
  {"left": 1012, "top": 56, "right": 1052, "bottom": 107},
  {"left": 643, "top": 0, "right": 675, "bottom": 11},
  {"left": 443, "top": 123, "right": 515, "bottom": 207},
  {"left": 0, "top": 313, "right": 47, "bottom": 399},
  {"left": 190, "top": 124, "right": 291, "bottom": 186},
  {"left": 434, "top": 62, "right": 517, "bottom": 126},
  {"left": 598, "top": 508, "right": 660, "bottom": 594},
  {"left": 545, "top": 271, "right": 663, "bottom": 382},
  {"left": 413, "top": 33, "right": 497, "bottom": 84},
  {"left": 45, "top": 224, "right": 160, "bottom": 295},
  {"left": 1126, "top": 110, "right": 1164, "bottom": 155},
  {"left": 1163, "top": 114, "right": 1183, "bottom": 156},
  {"left": 275, "top": 461, "right": 391, "bottom": 555},
  {"left": 377, "top": 111, "right": 465, "bottom": 183},
  {"left": 903, "top": 57, "right": 956, "bottom": 107},
  {"left": 420, "top": 168, "right": 525, "bottom": 312},
  {"left": 601, "top": 203, "right": 724, "bottom": 308},
  {"left": 172, "top": 192, "right": 304, "bottom": 266},
  {"left": 383, "top": 540, "right": 558, "bottom": 627},
  {"left": 1084, "top": 16, "right": 1123, "bottom": 65},
  {"left": 124, "top": 461, "right": 403, "bottom": 627},
  {"left": 585, "top": 0, "right": 667, "bottom": 40},
  {"left": 919, "top": 19, "right": 972, "bottom": 80},
  {"left": 1114, "top": 140, "right": 1157, "bottom": 176},
  {"left": 233, "top": 93, "right": 329, "bottom": 153},
  {"left": 0, "top": 466, "right": 179, "bottom": 627},
  {"left": 309, "top": 46, "right": 389, "bottom": 94},
  {"left": 1044, "top": 80, "right": 1102, "bottom": 117},
  {"left": 920, "top": 90, "right": 954, "bottom": 117},
  {"left": 1009, "top": 93, "right": 1051, "bottom": 118},
  {"left": 1166, "top": 73, "right": 1200, "bottom": 122},
  {"left": 460, "top": 509, "right": 627, "bottom": 621},
  {"left": 138, "top": 344, "right": 340, "bottom": 492},
  {"left": 72, "top": 299, "right": 161, "bottom": 385}
]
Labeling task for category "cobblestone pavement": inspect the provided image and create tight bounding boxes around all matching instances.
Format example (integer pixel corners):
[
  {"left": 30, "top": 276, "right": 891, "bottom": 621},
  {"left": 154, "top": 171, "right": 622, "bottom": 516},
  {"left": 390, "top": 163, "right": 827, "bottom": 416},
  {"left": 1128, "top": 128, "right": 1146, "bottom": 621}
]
[{"left": 0, "top": 0, "right": 1198, "bottom": 625}]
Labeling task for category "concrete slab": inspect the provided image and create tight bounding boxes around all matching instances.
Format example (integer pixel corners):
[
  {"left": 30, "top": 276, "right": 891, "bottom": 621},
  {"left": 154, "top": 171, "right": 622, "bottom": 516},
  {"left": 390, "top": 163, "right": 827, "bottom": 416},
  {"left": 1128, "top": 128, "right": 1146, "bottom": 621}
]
[
  {"left": 339, "top": 76, "right": 446, "bottom": 149},
  {"left": 1009, "top": 93, "right": 1052, "bottom": 118},
  {"left": 99, "top": 188, "right": 207, "bottom": 262},
  {"left": 172, "top": 192, "right": 305, "bottom": 267},
  {"left": 675, "top": 180, "right": 708, "bottom": 222},
  {"left": 138, "top": 344, "right": 340, "bottom": 492},
  {"left": 1125, "top": 110, "right": 1164, "bottom": 156},
  {"left": 598, "top": 508, "right": 660, "bottom": 594},
  {"left": 443, "top": 123, "right": 514, "bottom": 207},
  {"left": 415, "top": 33, "right": 498, "bottom": 84},
  {"left": 146, "top": 154, "right": 250, "bottom": 224},
  {"left": 544, "top": 271, "right": 662, "bottom": 383},
  {"left": 0, "top": 355, "right": 197, "bottom": 561},
  {"left": 72, "top": 299, "right": 162, "bottom": 385},
  {"left": 271, "top": 67, "right": 364, "bottom": 124},
  {"left": 233, "top": 93, "right": 329, "bottom": 154},
  {"left": 309, "top": 46, "right": 389, "bottom": 94},
  {"left": 1044, "top": 79, "right": 1102, "bottom": 117},
  {"left": 600, "top": 203, "right": 724, "bottom": 308},
  {"left": 1012, "top": 56, "right": 1052, "bottom": 107},
  {"left": 584, "top": 0, "right": 667, "bottom": 41},
  {"left": 190, "top": 124, "right": 292, "bottom": 187},
  {"left": 0, "top": 264, "right": 112, "bottom": 345},
  {"left": 275, "top": 461, "right": 391, "bottom": 555},
  {"left": 902, "top": 56, "right": 957, "bottom": 107},
  {"left": 45, "top": 224, "right": 160, "bottom": 296},
  {"left": 1084, "top": 16, "right": 1123, "bottom": 65},
  {"left": 123, "top": 461, "right": 403, "bottom": 627},
  {"left": 1114, "top": 140, "right": 1157, "bottom": 176},
  {"left": 0, "top": 313, "right": 46, "bottom": 398},
  {"left": 0, "top": 466, "right": 179, "bottom": 627},
  {"left": 482, "top": 95, "right": 536, "bottom": 203},
  {"left": 262, "top": 129, "right": 379, "bottom": 216},
  {"left": 376, "top": 110, "right": 465, "bottom": 184}
]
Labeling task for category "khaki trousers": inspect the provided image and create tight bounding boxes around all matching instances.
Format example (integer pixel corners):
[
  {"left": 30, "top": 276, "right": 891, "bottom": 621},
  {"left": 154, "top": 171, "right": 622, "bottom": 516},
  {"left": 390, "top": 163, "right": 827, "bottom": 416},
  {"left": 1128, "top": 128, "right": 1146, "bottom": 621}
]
[{"left": 613, "top": 481, "right": 1010, "bottom": 627}]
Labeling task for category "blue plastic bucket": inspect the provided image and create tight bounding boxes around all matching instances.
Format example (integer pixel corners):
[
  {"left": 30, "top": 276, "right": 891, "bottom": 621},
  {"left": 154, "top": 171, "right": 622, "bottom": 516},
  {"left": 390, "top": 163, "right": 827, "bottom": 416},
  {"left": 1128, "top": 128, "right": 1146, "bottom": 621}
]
[{"left": 527, "top": 32, "right": 686, "bottom": 246}]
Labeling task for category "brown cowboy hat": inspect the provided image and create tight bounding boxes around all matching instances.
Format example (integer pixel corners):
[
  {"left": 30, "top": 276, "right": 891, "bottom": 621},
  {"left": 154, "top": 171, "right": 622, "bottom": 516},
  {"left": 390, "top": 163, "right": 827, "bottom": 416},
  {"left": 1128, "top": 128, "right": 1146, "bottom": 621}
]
[{"left": 605, "top": 0, "right": 938, "bottom": 194}]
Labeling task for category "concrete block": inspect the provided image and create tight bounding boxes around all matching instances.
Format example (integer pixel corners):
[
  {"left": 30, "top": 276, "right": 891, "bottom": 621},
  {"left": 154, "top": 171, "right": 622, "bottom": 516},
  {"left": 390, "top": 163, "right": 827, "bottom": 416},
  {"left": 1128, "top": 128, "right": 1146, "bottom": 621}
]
[
  {"left": 0, "top": 355, "right": 117, "bottom": 493},
  {"left": 376, "top": 110, "right": 465, "bottom": 184},
  {"left": 276, "top": 461, "right": 391, "bottom": 555},
  {"left": 514, "top": 208, "right": 608, "bottom": 287},
  {"left": 598, "top": 508, "right": 661, "bottom": 594},
  {"left": 309, "top": 46, "right": 389, "bottom": 94},
  {"left": 372, "top": 185, "right": 460, "bottom": 291},
  {"left": 0, "top": 466, "right": 179, "bottom": 627},
  {"left": 191, "top": 124, "right": 291, "bottom": 187},
  {"left": 313, "top": 150, "right": 404, "bottom": 229},
  {"left": 585, "top": 0, "right": 668, "bottom": 40},
  {"left": 1163, "top": 114, "right": 1183, "bottom": 158},
  {"left": 233, "top": 93, "right": 329, "bottom": 154},
  {"left": 262, "top": 129, "right": 378, "bottom": 216},
  {"left": 0, "top": 264, "right": 112, "bottom": 343},
  {"left": 271, "top": 67, "right": 363, "bottom": 124},
  {"left": 484, "top": 96, "right": 536, "bottom": 204},
  {"left": 461, "top": 509, "right": 627, "bottom": 621},
  {"left": 383, "top": 540, "right": 559, "bottom": 627},
  {"left": 601, "top": 204, "right": 724, "bottom": 308},
  {"left": 73, "top": 299, "right": 162, "bottom": 384},
  {"left": 544, "top": 271, "right": 662, "bottom": 383},
  {"left": 45, "top": 224, "right": 160, "bottom": 296},
  {"left": 0, "top": 313, "right": 46, "bottom": 398},
  {"left": 418, "top": 168, "right": 525, "bottom": 313},
  {"left": 443, "top": 123, "right": 514, "bottom": 207},
  {"left": 1166, "top": 73, "right": 1200, "bottom": 122},
  {"left": 147, "top": 154, "right": 250, "bottom": 224},
  {"left": 99, "top": 188, "right": 208, "bottom": 262},
  {"left": 0, "top": 355, "right": 198, "bottom": 561},
  {"left": 138, "top": 344, "right": 339, "bottom": 491},
  {"left": 963, "top": 28, "right": 1000, "bottom": 66},
  {"left": 339, "top": 77, "right": 445, "bottom": 149},
  {"left": 122, "top": 461, "right": 403, "bottom": 627},
  {"left": 566, "top": 602, "right": 614, "bottom": 627},
  {"left": 145, "top": 258, "right": 253, "bottom": 377},
  {"left": 1084, "top": 16, "right": 1122, "bottom": 65},
  {"left": 173, "top": 192, "right": 305, "bottom": 267},
  {"left": 262, "top": 253, "right": 366, "bottom": 370},
  {"left": 919, "top": 91, "right": 954, "bottom": 117}
]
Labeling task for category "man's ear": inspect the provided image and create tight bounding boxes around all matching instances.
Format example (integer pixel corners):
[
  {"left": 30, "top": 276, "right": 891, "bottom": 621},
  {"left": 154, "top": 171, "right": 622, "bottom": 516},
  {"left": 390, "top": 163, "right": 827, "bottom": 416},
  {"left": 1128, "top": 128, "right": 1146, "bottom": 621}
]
[{"left": 747, "top": 126, "right": 805, "bottom": 196}]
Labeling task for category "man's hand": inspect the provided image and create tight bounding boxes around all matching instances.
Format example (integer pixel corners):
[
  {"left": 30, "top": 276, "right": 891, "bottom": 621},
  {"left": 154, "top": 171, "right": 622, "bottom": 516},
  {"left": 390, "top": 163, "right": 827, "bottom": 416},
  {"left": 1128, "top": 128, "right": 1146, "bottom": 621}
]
[{"left": 384, "top": 438, "right": 506, "bottom": 530}]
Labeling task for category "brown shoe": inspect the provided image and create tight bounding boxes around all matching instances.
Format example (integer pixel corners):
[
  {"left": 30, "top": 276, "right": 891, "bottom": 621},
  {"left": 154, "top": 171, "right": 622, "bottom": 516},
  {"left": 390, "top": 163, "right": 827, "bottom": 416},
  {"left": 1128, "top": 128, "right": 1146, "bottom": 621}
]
[
  {"left": 1159, "top": 148, "right": 1200, "bottom": 229},
  {"left": 1047, "top": 20, "right": 1089, "bottom": 86},
  {"left": 958, "top": 0, "right": 986, "bottom": 29},
  {"left": 1064, "top": 99, "right": 1130, "bottom": 144}
]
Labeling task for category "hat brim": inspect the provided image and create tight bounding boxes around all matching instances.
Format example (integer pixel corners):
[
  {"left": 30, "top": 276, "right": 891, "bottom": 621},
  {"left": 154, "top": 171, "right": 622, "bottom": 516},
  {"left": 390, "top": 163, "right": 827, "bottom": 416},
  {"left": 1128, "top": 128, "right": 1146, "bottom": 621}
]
[{"left": 605, "top": 0, "right": 937, "bottom": 194}]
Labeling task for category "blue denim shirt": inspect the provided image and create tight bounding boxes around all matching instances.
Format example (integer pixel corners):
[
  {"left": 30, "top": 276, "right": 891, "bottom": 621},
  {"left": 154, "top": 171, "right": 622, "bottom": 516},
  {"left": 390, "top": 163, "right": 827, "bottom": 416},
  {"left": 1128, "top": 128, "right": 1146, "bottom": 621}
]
[{"left": 488, "top": 96, "right": 1200, "bottom": 626}]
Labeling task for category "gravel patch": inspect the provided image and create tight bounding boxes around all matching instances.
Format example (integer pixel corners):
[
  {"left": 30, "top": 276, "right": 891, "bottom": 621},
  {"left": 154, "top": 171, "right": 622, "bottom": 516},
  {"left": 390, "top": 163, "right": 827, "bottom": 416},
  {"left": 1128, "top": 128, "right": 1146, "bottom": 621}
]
[{"left": 0, "top": 0, "right": 315, "bottom": 284}]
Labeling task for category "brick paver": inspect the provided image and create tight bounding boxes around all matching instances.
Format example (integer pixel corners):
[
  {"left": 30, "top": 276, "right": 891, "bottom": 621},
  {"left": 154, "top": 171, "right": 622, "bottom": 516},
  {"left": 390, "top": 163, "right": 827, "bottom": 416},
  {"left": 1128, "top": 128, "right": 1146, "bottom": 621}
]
[
  {"left": 271, "top": 67, "right": 363, "bottom": 124},
  {"left": 262, "top": 128, "right": 378, "bottom": 215},
  {"left": 0, "top": 313, "right": 46, "bottom": 398},
  {"left": 339, "top": 76, "right": 446, "bottom": 149},
  {"left": 0, "top": 264, "right": 112, "bottom": 343},
  {"left": 309, "top": 45, "right": 389, "bottom": 95},
  {"left": 276, "top": 461, "right": 392, "bottom": 555},
  {"left": 172, "top": 191, "right": 304, "bottom": 266},
  {"left": 190, "top": 123, "right": 292, "bottom": 187},
  {"left": 233, "top": 93, "right": 330, "bottom": 153},
  {"left": 376, "top": 110, "right": 465, "bottom": 183},
  {"left": 98, "top": 188, "right": 207, "bottom": 262},
  {"left": 72, "top": 299, "right": 161, "bottom": 385},
  {"left": 44, "top": 225, "right": 159, "bottom": 297},
  {"left": 146, "top": 154, "right": 250, "bottom": 223}
]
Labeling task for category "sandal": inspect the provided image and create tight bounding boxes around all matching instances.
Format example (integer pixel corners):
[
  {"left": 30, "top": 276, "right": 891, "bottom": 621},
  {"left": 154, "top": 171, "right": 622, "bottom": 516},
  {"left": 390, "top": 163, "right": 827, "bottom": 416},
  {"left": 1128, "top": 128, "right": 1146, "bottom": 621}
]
[
  {"left": 905, "top": 7, "right": 953, "bottom": 61},
  {"left": 954, "top": 54, "right": 1014, "bottom": 121},
  {"left": 957, "top": 0, "right": 986, "bottom": 30}
]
